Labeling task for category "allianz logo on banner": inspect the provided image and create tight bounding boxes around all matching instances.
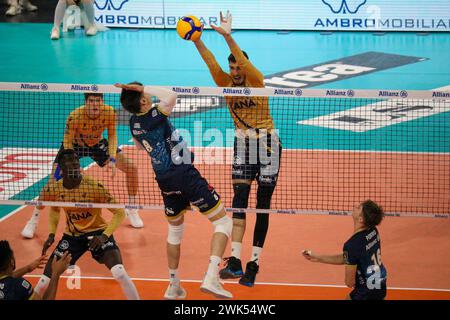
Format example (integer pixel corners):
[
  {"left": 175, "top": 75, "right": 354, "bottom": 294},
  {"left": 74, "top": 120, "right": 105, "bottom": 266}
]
[{"left": 316, "top": 0, "right": 449, "bottom": 30}]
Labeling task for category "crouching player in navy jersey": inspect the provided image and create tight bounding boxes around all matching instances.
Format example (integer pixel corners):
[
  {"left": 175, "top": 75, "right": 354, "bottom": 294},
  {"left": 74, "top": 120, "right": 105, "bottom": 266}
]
[
  {"left": 115, "top": 82, "right": 234, "bottom": 299},
  {"left": 302, "top": 200, "right": 387, "bottom": 300}
]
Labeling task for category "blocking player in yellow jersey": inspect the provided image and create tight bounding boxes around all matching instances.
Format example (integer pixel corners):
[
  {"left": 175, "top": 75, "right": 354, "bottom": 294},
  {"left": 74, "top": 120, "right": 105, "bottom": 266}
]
[
  {"left": 33, "top": 149, "right": 140, "bottom": 300},
  {"left": 192, "top": 11, "right": 282, "bottom": 287},
  {"left": 21, "top": 92, "right": 143, "bottom": 239}
]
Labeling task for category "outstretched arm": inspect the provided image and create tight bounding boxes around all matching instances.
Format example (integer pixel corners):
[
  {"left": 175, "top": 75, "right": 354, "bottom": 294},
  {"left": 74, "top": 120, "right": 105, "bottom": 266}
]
[
  {"left": 114, "top": 83, "right": 177, "bottom": 116},
  {"left": 41, "top": 252, "right": 71, "bottom": 300},
  {"left": 211, "top": 11, "right": 264, "bottom": 86},
  {"left": 12, "top": 255, "right": 48, "bottom": 278},
  {"left": 302, "top": 250, "right": 345, "bottom": 265},
  {"left": 193, "top": 39, "right": 230, "bottom": 86}
]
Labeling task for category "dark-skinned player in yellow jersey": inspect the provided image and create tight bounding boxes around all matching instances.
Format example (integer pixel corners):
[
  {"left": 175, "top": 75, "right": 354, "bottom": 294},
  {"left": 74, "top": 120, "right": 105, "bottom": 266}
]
[{"left": 192, "top": 11, "right": 282, "bottom": 287}]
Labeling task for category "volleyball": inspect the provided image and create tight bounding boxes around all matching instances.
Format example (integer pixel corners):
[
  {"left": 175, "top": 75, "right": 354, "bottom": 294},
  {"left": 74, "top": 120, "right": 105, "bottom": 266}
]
[{"left": 176, "top": 15, "right": 203, "bottom": 41}]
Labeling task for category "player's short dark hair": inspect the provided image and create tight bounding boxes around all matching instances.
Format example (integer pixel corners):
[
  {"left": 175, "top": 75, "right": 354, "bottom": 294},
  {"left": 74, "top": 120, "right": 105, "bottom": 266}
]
[
  {"left": 120, "top": 81, "right": 144, "bottom": 114},
  {"left": 0, "top": 240, "right": 13, "bottom": 272},
  {"left": 84, "top": 93, "right": 104, "bottom": 101},
  {"left": 228, "top": 51, "right": 249, "bottom": 63},
  {"left": 56, "top": 149, "right": 78, "bottom": 168},
  {"left": 120, "top": 81, "right": 143, "bottom": 114},
  {"left": 361, "top": 200, "right": 384, "bottom": 228}
]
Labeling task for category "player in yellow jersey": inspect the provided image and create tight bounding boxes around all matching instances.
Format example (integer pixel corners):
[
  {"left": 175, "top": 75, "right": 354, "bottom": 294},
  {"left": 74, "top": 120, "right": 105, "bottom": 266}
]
[
  {"left": 32, "top": 149, "right": 140, "bottom": 300},
  {"left": 192, "top": 11, "right": 282, "bottom": 287},
  {"left": 21, "top": 92, "right": 143, "bottom": 239}
]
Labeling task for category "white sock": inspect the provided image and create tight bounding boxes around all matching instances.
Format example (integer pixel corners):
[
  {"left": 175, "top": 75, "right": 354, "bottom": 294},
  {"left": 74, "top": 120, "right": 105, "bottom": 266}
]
[
  {"left": 34, "top": 275, "right": 50, "bottom": 296},
  {"left": 206, "top": 255, "right": 221, "bottom": 277},
  {"left": 169, "top": 268, "right": 179, "bottom": 285},
  {"left": 111, "top": 264, "right": 140, "bottom": 300},
  {"left": 251, "top": 246, "right": 263, "bottom": 264},
  {"left": 231, "top": 242, "right": 242, "bottom": 259},
  {"left": 30, "top": 207, "right": 41, "bottom": 222},
  {"left": 53, "top": 0, "right": 67, "bottom": 28}
]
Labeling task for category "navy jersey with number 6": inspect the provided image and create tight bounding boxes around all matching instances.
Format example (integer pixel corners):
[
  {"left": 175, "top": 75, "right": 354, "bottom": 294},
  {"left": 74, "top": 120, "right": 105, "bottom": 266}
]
[
  {"left": 343, "top": 227, "right": 387, "bottom": 300},
  {"left": 130, "top": 104, "right": 193, "bottom": 177}
]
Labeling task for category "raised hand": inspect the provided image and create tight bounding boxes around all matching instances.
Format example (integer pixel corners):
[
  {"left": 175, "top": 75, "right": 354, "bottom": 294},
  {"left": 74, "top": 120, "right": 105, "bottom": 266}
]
[
  {"left": 51, "top": 251, "right": 71, "bottom": 277},
  {"left": 211, "top": 11, "right": 232, "bottom": 36},
  {"left": 302, "top": 249, "right": 320, "bottom": 262}
]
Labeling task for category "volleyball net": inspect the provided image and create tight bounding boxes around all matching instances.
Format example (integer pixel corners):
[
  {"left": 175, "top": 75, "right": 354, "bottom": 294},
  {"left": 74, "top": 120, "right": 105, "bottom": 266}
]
[{"left": 0, "top": 82, "right": 449, "bottom": 218}]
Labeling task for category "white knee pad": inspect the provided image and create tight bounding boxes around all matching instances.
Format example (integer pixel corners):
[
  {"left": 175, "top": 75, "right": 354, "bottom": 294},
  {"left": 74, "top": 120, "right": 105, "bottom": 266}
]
[
  {"left": 111, "top": 264, "right": 128, "bottom": 280},
  {"left": 212, "top": 215, "right": 232, "bottom": 238},
  {"left": 167, "top": 223, "right": 184, "bottom": 245}
]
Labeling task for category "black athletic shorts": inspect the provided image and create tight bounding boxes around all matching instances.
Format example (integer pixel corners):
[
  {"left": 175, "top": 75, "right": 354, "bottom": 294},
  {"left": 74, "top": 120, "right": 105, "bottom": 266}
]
[
  {"left": 156, "top": 165, "right": 222, "bottom": 221},
  {"left": 55, "top": 138, "right": 121, "bottom": 168},
  {"left": 51, "top": 229, "right": 119, "bottom": 265},
  {"left": 232, "top": 132, "right": 282, "bottom": 186}
]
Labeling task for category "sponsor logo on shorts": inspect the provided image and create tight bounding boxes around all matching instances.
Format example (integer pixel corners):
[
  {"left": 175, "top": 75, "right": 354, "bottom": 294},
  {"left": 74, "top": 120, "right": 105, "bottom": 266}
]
[
  {"left": 191, "top": 198, "right": 205, "bottom": 205},
  {"left": 54, "top": 249, "right": 65, "bottom": 258},
  {"left": 165, "top": 207, "right": 175, "bottom": 215},
  {"left": 233, "top": 156, "right": 243, "bottom": 165},
  {"left": 162, "top": 190, "right": 182, "bottom": 196},
  {"left": 59, "top": 240, "right": 70, "bottom": 250},
  {"left": 101, "top": 241, "right": 114, "bottom": 250},
  {"left": 258, "top": 175, "right": 276, "bottom": 184}
]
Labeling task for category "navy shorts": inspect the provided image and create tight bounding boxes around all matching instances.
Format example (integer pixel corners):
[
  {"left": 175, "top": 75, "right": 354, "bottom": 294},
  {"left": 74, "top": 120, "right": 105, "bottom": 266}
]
[
  {"left": 50, "top": 230, "right": 119, "bottom": 266},
  {"left": 156, "top": 165, "right": 222, "bottom": 221},
  {"left": 232, "top": 133, "right": 282, "bottom": 186}
]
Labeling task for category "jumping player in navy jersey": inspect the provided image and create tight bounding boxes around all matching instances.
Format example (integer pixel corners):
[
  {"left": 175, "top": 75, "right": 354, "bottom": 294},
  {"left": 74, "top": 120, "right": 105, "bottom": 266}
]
[
  {"left": 115, "top": 82, "right": 234, "bottom": 299},
  {"left": 302, "top": 200, "right": 387, "bottom": 300}
]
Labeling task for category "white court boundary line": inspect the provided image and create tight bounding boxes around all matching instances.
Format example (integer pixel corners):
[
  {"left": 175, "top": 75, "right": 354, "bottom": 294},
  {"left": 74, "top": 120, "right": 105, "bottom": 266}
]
[{"left": 23, "top": 274, "right": 450, "bottom": 292}]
